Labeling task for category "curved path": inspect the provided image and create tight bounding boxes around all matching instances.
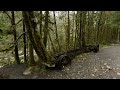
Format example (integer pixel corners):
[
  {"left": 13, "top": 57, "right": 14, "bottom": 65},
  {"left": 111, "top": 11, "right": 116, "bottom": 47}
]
[{"left": 1, "top": 45, "right": 120, "bottom": 79}]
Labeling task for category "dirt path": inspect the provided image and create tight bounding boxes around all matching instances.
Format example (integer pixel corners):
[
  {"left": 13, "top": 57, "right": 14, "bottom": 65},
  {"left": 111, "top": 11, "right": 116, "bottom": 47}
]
[{"left": 1, "top": 45, "right": 120, "bottom": 79}]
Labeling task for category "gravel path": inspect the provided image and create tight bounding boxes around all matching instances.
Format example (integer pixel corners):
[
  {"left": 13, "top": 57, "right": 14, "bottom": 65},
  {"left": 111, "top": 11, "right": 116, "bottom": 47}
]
[{"left": 1, "top": 45, "right": 120, "bottom": 79}]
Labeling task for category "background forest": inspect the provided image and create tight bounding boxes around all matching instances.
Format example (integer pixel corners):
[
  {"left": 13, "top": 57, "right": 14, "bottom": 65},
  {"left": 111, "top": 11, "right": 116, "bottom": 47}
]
[{"left": 0, "top": 11, "right": 120, "bottom": 68}]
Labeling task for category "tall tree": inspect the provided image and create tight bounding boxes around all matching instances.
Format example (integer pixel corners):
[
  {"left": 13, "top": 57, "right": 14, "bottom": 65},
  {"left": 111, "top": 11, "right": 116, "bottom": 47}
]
[
  {"left": 22, "top": 12, "right": 27, "bottom": 64},
  {"left": 28, "top": 39, "right": 35, "bottom": 66},
  {"left": 11, "top": 11, "right": 20, "bottom": 64},
  {"left": 43, "top": 11, "right": 49, "bottom": 48},
  {"left": 53, "top": 11, "right": 61, "bottom": 52},
  {"left": 39, "top": 11, "right": 42, "bottom": 37},
  {"left": 23, "top": 11, "right": 51, "bottom": 65},
  {"left": 66, "top": 11, "right": 70, "bottom": 50},
  {"left": 96, "top": 11, "right": 103, "bottom": 45},
  {"left": 81, "top": 11, "right": 87, "bottom": 47}
]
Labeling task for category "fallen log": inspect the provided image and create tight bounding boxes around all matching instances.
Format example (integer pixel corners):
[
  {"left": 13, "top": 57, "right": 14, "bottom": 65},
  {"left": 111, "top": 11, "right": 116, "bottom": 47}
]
[{"left": 45, "top": 45, "right": 99, "bottom": 70}]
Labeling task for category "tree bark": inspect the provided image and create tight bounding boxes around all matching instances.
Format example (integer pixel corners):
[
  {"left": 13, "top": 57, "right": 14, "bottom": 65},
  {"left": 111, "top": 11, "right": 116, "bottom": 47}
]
[
  {"left": 43, "top": 11, "right": 49, "bottom": 48},
  {"left": 28, "top": 40, "right": 35, "bottom": 66},
  {"left": 39, "top": 11, "right": 42, "bottom": 36},
  {"left": 53, "top": 11, "right": 61, "bottom": 51},
  {"left": 22, "top": 12, "right": 27, "bottom": 64},
  {"left": 11, "top": 11, "right": 20, "bottom": 64},
  {"left": 23, "top": 11, "right": 50, "bottom": 64}
]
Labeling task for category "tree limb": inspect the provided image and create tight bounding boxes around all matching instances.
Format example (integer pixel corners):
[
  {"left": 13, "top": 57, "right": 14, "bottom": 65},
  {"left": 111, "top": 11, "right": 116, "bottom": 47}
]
[
  {"left": 3, "top": 11, "right": 12, "bottom": 21},
  {"left": 0, "top": 32, "right": 26, "bottom": 53},
  {"left": 16, "top": 19, "right": 23, "bottom": 25}
]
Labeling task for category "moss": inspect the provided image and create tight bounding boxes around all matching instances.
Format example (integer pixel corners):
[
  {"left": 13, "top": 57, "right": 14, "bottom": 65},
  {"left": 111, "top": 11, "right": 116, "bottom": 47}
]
[{"left": 29, "top": 65, "right": 47, "bottom": 74}]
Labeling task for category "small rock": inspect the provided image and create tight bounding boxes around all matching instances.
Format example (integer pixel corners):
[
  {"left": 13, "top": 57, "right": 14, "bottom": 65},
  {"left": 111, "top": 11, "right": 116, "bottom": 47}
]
[
  {"left": 32, "top": 75, "right": 38, "bottom": 79},
  {"left": 108, "top": 59, "right": 111, "bottom": 60},
  {"left": 91, "top": 74, "right": 95, "bottom": 76},
  {"left": 106, "top": 66, "right": 110, "bottom": 69},
  {"left": 106, "top": 66, "right": 112, "bottom": 70},
  {"left": 23, "top": 67, "right": 32, "bottom": 75},
  {"left": 104, "top": 63, "right": 107, "bottom": 65},
  {"left": 94, "top": 69, "right": 98, "bottom": 72},
  {"left": 101, "top": 66, "right": 104, "bottom": 69},
  {"left": 113, "top": 77, "right": 117, "bottom": 79},
  {"left": 117, "top": 72, "right": 120, "bottom": 75}
]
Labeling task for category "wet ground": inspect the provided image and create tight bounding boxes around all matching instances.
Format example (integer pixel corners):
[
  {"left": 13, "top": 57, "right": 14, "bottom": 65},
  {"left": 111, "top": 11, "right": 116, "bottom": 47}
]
[{"left": 1, "top": 44, "right": 120, "bottom": 79}]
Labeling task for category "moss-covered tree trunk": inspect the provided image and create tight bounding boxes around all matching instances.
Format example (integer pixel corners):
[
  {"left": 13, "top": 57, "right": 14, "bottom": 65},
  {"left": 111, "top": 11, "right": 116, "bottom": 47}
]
[
  {"left": 11, "top": 11, "right": 20, "bottom": 64},
  {"left": 43, "top": 11, "right": 49, "bottom": 48},
  {"left": 28, "top": 39, "right": 35, "bottom": 66},
  {"left": 23, "top": 11, "right": 51, "bottom": 65},
  {"left": 53, "top": 11, "right": 61, "bottom": 52},
  {"left": 39, "top": 11, "right": 42, "bottom": 37},
  {"left": 22, "top": 12, "right": 27, "bottom": 64}
]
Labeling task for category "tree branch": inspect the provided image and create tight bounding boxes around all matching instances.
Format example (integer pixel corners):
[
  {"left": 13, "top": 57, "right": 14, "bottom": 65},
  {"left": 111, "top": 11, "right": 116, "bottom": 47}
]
[
  {"left": 0, "top": 32, "right": 26, "bottom": 53},
  {"left": 3, "top": 11, "right": 12, "bottom": 21},
  {"left": 16, "top": 19, "right": 23, "bottom": 25}
]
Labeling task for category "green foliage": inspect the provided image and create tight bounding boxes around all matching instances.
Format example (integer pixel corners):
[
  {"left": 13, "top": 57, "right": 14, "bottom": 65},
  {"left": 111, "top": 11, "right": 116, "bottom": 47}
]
[{"left": 1, "top": 11, "right": 120, "bottom": 67}]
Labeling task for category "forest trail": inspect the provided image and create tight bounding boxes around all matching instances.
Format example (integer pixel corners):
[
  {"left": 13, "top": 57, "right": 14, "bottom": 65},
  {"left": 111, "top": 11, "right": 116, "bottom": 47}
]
[{"left": 1, "top": 44, "right": 120, "bottom": 79}]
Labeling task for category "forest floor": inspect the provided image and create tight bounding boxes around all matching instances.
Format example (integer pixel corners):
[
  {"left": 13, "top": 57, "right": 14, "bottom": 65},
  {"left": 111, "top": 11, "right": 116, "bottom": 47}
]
[{"left": 1, "top": 44, "right": 120, "bottom": 79}]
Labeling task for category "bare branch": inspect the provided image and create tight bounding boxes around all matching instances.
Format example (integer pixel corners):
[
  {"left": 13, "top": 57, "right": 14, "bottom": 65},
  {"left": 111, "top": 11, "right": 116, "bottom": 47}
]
[
  {"left": 0, "top": 32, "right": 26, "bottom": 53},
  {"left": 3, "top": 11, "right": 12, "bottom": 21},
  {"left": 16, "top": 19, "right": 23, "bottom": 25}
]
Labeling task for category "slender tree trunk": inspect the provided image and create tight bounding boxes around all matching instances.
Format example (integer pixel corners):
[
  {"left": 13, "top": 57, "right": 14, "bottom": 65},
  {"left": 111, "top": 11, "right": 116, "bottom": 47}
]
[
  {"left": 53, "top": 11, "right": 61, "bottom": 51},
  {"left": 97, "top": 12, "right": 102, "bottom": 45},
  {"left": 66, "top": 11, "right": 70, "bottom": 50},
  {"left": 11, "top": 11, "right": 20, "bottom": 64},
  {"left": 71, "top": 11, "right": 75, "bottom": 49},
  {"left": 87, "top": 11, "right": 90, "bottom": 44},
  {"left": 39, "top": 11, "right": 42, "bottom": 37},
  {"left": 43, "top": 11, "right": 49, "bottom": 48},
  {"left": 74, "top": 12, "right": 78, "bottom": 49},
  {"left": 82, "top": 11, "right": 86, "bottom": 46},
  {"left": 79, "top": 11, "right": 82, "bottom": 47},
  {"left": 22, "top": 13, "right": 27, "bottom": 64}
]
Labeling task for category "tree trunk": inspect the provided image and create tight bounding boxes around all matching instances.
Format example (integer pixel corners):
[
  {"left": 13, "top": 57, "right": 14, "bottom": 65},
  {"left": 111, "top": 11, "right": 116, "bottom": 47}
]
[
  {"left": 11, "top": 11, "right": 20, "bottom": 64},
  {"left": 97, "top": 11, "right": 103, "bottom": 45},
  {"left": 79, "top": 11, "right": 82, "bottom": 47},
  {"left": 81, "top": 11, "right": 86, "bottom": 47},
  {"left": 23, "top": 11, "right": 50, "bottom": 64},
  {"left": 48, "top": 32, "right": 56, "bottom": 54},
  {"left": 22, "top": 12, "right": 27, "bottom": 64},
  {"left": 66, "top": 11, "right": 70, "bottom": 50},
  {"left": 28, "top": 40, "right": 35, "bottom": 66},
  {"left": 53, "top": 11, "right": 61, "bottom": 51},
  {"left": 43, "top": 11, "right": 49, "bottom": 48},
  {"left": 39, "top": 11, "right": 42, "bottom": 37}
]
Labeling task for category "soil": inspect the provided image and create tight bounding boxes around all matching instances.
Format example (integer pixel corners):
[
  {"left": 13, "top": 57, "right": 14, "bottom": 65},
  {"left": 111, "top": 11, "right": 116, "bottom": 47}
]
[{"left": 1, "top": 44, "right": 120, "bottom": 79}]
